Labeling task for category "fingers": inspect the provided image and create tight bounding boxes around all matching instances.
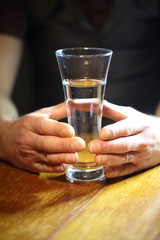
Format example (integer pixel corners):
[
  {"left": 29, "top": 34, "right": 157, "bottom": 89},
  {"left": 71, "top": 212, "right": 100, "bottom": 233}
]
[
  {"left": 36, "top": 102, "right": 67, "bottom": 120},
  {"left": 16, "top": 151, "right": 78, "bottom": 173},
  {"left": 49, "top": 102, "right": 67, "bottom": 120},
  {"left": 88, "top": 134, "right": 147, "bottom": 154},
  {"left": 13, "top": 143, "right": 80, "bottom": 173},
  {"left": 104, "top": 163, "right": 138, "bottom": 178},
  {"left": 33, "top": 152, "right": 78, "bottom": 173},
  {"left": 11, "top": 113, "right": 86, "bottom": 173},
  {"left": 95, "top": 152, "right": 136, "bottom": 166},
  {"left": 32, "top": 134, "right": 85, "bottom": 153},
  {"left": 44, "top": 152, "right": 78, "bottom": 164},
  {"left": 100, "top": 118, "right": 144, "bottom": 141},
  {"left": 102, "top": 101, "right": 139, "bottom": 121},
  {"left": 33, "top": 162, "right": 66, "bottom": 173},
  {"left": 27, "top": 115, "right": 75, "bottom": 138}
]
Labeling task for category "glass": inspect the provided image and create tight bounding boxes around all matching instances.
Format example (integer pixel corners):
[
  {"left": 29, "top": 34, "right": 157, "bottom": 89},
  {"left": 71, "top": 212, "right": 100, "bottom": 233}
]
[{"left": 56, "top": 47, "right": 112, "bottom": 182}]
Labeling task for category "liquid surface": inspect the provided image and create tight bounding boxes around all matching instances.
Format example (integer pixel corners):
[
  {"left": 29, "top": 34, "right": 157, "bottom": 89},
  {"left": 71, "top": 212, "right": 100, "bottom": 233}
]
[{"left": 67, "top": 79, "right": 102, "bottom": 87}]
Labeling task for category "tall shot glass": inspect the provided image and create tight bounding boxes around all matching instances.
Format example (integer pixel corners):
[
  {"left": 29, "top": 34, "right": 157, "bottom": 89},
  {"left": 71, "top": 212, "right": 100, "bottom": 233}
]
[{"left": 56, "top": 47, "right": 112, "bottom": 182}]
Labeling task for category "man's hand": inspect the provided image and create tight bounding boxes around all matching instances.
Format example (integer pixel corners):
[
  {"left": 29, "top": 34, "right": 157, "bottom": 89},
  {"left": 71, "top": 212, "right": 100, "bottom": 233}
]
[
  {"left": 0, "top": 103, "right": 85, "bottom": 173},
  {"left": 88, "top": 101, "right": 160, "bottom": 178}
]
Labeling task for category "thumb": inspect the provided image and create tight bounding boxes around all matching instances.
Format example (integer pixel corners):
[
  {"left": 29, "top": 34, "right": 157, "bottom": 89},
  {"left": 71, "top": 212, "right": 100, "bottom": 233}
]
[
  {"left": 35, "top": 102, "right": 67, "bottom": 120},
  {"left": 49, "top": 102, "right": 67, "bottom": 120},
  {"left": 101, "top": 101, "right": 146, "bottom": 140},
  {"left": 102, "top": 100, "right": 139, "bottom": 121}
]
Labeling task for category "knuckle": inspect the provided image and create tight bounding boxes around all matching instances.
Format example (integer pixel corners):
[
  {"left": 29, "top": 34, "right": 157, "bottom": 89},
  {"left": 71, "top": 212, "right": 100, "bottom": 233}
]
[
  {"left": 138, "top": 133, "right": 153, "bottom": 151},
  {"left": 139, "top": 139, "right": 148, "bottom": 151},
  {"left": 123, "top": 154, "right": 128, "bottom": 163},
  {"left": 43, "top": 153, "right": 48, "bottom": 162},
  {"left": 16, "top": 129, "right": 28, "bottom": 148},
  {"left": 108, "top": 128, "right": 115, "bottom": 139},
  {"left": 19, "top": 115, "right": 32, "bottom": 129},
  {"left": 37, "top": 136, "right": 47, "bottom": 150},
  {"left": 126, "top": 127, "right": 133, "bottom": 136},
  {"left": 122, "top": 153, "right": 133, "bottom": 163},
  {"left": 37, "top": 117, "right": 46, "bottom": 134},
  {"left": 140, "top": 150, "right": 152, "bottom": 160},
  {"left": 121, "top": 141, "right": 131, "bottom": 152},
  {"left": 16, "top": 136, "right": 26, "bottom": 150},
  {"left": 16, "top": 129, "right": 33, "bottom": 150}
]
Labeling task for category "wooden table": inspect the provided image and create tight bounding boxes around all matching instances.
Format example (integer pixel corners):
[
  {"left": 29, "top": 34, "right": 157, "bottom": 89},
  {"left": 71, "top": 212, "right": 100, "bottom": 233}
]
[{"left": 0, "top": 160, "right": 160, "bottom": 240}]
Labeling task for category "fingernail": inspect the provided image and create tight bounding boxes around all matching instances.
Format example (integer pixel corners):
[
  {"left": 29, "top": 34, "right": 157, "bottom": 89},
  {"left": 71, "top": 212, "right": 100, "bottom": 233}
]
[
  {"left": 62, "top": 127, "right": 74, "bottom": 137},
  {"left": 100, "top": 128, "right": 112, "bottom": 140},
  {"left": 72, "top": 138, "right": 85, "bottom": 151},
  {"left": 66, "top": 153, "right": 77, "bottom": 163},
  {"left": 94, "top": 155, "right": 101, "bottom": 165},
  {"left": 89, "top": 142, "right": 101, "bottom": 153},
  {"left": 105, "top": 168, "right": 115, "bottom": 178}
]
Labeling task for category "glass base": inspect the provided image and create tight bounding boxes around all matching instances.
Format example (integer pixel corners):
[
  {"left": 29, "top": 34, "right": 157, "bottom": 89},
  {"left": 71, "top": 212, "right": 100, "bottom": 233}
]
[{"left": 66, "top": 165, "right": 105, "bottom": 183}]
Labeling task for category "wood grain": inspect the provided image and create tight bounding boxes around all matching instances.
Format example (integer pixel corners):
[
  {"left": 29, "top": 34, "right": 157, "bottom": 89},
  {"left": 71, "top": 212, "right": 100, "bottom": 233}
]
[
  {"left": 0, "top": 161, "right": 105, "bottom": 240},
  {"left": 53, "top": 166, "right": 160, "bottom": 240},
  {"left": 0, "top": 160, "right": 160, "bottom": 240}
]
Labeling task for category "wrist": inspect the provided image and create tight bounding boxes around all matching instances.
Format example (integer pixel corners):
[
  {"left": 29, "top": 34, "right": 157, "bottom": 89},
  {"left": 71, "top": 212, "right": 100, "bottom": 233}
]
[{"left": 0, "top": 119, "right": 13, "bottom": 161}]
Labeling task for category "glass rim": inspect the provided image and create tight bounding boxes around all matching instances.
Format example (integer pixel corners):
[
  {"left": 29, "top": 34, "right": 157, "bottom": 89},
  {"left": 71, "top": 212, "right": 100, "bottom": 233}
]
[{"left": 55, "top": 47, "right": 113, "bottom": 57}]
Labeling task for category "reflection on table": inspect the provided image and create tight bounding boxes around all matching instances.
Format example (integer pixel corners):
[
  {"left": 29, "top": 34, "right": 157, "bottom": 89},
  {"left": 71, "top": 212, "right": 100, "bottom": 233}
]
[{"left": 0, "top": 160, "right": 160, "bottom": 240}]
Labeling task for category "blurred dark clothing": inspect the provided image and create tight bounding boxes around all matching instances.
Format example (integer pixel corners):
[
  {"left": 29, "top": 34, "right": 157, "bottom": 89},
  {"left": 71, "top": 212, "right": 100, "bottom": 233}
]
[
  {"left": 0, "top": 0, "right": 28, "bottom": 38},
  {"left": 0, "top": 0, "right": 160, "bottom": 125}
]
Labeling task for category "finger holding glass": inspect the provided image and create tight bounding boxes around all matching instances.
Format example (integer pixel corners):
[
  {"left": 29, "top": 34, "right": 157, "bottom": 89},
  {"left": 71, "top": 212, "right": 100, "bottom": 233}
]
[{"left": 88, "top": 101, "right": 160, "bottom": 178}]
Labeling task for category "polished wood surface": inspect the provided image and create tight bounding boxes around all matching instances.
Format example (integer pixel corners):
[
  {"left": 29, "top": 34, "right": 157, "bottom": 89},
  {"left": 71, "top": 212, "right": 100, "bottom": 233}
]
[{"left": 0, "top": 160, "right": 160, "bottom": 240}]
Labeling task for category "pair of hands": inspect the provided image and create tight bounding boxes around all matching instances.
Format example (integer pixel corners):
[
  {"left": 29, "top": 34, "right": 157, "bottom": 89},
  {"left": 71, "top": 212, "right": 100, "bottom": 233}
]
[{"left": 1, "top": 101, "right": 160, "bottom": 178}]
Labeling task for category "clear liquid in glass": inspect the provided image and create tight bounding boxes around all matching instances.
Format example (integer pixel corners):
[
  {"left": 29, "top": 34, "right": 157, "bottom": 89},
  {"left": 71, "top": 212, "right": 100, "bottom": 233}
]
[{"left": 63, "top": 78, "right": 105, "bottom": 170}]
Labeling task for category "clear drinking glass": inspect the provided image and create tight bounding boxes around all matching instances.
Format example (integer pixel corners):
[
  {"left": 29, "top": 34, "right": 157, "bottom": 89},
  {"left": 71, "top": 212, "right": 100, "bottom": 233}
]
[{"left": 56, "top": 47, "right": 112, "bottom": 183}]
